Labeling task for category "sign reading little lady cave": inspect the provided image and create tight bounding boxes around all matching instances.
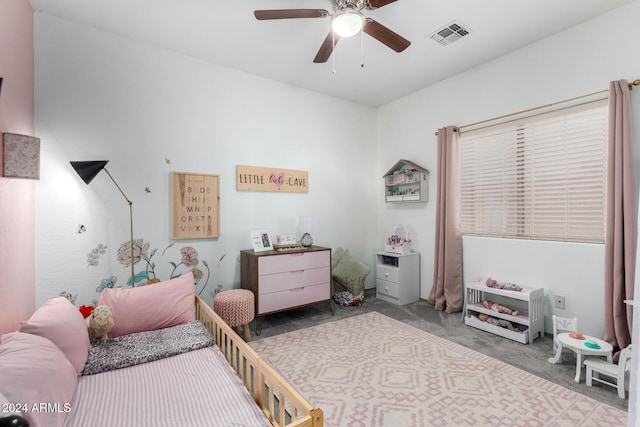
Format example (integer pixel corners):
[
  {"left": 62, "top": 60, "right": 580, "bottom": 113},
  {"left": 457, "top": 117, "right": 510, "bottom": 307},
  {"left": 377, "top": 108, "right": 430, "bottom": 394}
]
[
  {"left": 171, "top": 172, "right": 220, "bottom": 239},
  {"left": 236, "top": 165, "right": 308, "bottom": 193}
]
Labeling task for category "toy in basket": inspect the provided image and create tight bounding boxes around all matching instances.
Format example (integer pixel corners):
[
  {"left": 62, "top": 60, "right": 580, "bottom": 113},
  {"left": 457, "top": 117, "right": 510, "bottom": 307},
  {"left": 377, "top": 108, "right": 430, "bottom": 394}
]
[{"left": 384, "top": 224, "right": 412, "bottom": 254}]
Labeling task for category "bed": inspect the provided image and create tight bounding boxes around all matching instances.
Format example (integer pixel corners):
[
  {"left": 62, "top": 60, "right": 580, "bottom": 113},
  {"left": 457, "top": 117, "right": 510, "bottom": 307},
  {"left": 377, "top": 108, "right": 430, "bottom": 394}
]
[{"left": 0, "top": 274, "right": 323, "bottom": 427}]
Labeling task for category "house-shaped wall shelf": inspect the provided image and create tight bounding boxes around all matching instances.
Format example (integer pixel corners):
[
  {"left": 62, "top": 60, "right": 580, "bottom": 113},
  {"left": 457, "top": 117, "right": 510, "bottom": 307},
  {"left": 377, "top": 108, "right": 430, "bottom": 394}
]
[{"left": 383, "top": 159, "right": 429, "bottom": 203}]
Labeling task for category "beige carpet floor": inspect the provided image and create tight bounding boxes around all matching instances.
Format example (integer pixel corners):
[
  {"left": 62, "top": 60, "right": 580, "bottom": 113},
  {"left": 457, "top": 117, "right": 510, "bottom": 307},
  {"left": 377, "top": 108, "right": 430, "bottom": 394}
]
[{"left": 250, "top": 312, "right": 627, "bottom": 427}]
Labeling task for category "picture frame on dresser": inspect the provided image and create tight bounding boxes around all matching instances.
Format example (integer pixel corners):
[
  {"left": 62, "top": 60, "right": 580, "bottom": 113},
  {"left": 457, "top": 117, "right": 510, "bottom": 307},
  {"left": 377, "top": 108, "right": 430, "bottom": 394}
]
[{"left": 250, "top": 230, "right": 273, "bottom": 252}]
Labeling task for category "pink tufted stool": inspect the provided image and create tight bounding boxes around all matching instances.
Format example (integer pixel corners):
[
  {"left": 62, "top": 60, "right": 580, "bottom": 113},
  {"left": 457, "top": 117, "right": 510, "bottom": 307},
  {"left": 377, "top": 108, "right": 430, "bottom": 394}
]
[{"left": 213, "top": 289, "right": 255, "bottom": 342}]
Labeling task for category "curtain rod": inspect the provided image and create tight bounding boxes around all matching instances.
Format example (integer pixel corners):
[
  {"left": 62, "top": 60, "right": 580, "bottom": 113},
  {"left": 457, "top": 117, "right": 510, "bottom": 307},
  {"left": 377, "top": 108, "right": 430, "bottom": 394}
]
[{"left": 434, "top": 79, "right": 640, "bottom": 136}]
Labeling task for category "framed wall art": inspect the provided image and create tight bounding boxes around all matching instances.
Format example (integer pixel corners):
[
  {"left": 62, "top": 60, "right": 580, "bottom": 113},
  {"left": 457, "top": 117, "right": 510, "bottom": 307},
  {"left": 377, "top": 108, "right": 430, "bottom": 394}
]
[
  {"left": 2, "top": 133, "right": 41, "bottom": 179},
  {"left": 170, "top": 172, "right": 220, "bottom": 239}
]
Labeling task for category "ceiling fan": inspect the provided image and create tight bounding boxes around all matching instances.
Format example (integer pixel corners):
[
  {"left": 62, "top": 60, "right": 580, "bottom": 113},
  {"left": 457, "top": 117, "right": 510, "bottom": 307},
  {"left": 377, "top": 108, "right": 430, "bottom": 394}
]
[{"left": 254, "top": 0, "right": 410, "bottom": 63}]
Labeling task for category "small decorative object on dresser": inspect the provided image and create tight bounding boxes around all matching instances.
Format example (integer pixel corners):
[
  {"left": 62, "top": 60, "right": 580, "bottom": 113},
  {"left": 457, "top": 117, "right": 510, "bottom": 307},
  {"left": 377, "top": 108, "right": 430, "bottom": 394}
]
[
  {"left": 274, "top": 234, "right": 302, "bottom": 251},
  {"left": 240, "top": 246, "right": 333, "bottom": 335},
  {"left": 375, "top": 251, "right": 420, "bottom": 305},
  {"left": 250, "top": 230, "right": 274, "bottom": 252},
  {"left": 298, "top": 216, "right": 314, "bottom": 247}
]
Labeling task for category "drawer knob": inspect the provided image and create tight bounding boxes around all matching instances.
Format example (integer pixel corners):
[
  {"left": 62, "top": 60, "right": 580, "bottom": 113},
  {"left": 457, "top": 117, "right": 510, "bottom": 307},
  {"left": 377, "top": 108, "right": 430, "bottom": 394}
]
[
  {"left": 384, "top": 273, "right": 388, "bottom": 277},
  {"left": 385, "top": 287, "right": 389, "bottom": 291}
]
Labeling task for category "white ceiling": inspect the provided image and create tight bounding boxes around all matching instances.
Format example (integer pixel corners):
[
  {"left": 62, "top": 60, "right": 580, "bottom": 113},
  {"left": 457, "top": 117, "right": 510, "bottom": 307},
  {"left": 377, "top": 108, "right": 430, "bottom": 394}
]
[{"left": 29, "top": 0, "right": 635, "bottom": 107}]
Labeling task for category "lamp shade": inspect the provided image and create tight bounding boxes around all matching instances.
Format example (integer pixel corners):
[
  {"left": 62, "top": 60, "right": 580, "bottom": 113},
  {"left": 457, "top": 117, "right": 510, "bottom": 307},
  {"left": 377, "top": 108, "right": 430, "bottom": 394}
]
[
  {"left": 298, "top": 216, "right": 314, "bottom": 234},
  {"left": 70, "top": 160, "right": 109, "bottom": 184}
]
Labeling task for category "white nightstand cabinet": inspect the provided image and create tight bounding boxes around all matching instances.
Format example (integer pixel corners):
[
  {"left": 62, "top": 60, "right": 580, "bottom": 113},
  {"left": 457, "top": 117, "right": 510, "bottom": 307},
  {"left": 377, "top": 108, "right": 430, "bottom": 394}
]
[{"left": 375, "top": 252, "right": 420, "bottom": 305}]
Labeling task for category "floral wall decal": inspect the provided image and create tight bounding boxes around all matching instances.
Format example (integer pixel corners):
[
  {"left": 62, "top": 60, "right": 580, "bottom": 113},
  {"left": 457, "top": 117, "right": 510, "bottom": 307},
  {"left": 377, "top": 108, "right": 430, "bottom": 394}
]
[
  {"left": 87, "top": 243, "right": 107, "bottom": 266},
  {"left": 96, "top": 276, "right": 117, "bottom": 293},
  {"left": 117, "top": 239, "right": 150, "bottom": 274},
  {"left": 61, "top": 239, "right": 226, "bottom": 306},
  {"left": 59, "top": 290, "right": 77, "bottom": 305},
  {"left": 170, "top": 246, "right": 200, "bottom": 277}
]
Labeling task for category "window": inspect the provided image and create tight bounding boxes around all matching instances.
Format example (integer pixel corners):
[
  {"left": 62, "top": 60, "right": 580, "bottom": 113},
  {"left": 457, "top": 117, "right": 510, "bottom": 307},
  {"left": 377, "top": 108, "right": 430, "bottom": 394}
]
[{"left": 460, "top": 100, "right": 608, "bottom": 243}]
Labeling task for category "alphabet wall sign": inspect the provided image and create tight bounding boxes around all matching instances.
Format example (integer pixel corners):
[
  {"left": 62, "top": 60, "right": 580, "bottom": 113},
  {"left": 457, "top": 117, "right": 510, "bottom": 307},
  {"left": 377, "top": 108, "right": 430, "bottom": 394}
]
[
  {"left": 171, "top": 172, "right": 220, "bottom": 239},
  {"left": 236, "top": 165, "right": 308, "bottom": 193}
]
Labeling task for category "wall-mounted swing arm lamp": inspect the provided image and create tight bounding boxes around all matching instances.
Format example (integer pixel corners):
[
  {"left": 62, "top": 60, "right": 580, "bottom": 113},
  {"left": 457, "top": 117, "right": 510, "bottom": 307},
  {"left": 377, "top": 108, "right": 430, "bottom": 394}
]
[{"left": 70, "top": 160, "right": 135, "bottom": 287}]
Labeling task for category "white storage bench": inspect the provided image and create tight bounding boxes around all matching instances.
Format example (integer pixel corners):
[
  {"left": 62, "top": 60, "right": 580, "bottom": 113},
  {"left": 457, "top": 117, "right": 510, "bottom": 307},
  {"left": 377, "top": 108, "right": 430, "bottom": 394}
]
[{"left": 464, "top": 278, "right": 544, "bottom": 344}]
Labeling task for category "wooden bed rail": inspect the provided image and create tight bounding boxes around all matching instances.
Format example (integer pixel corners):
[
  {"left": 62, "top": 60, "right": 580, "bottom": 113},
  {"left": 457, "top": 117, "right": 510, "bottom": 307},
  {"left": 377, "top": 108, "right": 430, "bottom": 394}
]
[{"left": 195, "top": 296, "right": 323, "bottom": 427}]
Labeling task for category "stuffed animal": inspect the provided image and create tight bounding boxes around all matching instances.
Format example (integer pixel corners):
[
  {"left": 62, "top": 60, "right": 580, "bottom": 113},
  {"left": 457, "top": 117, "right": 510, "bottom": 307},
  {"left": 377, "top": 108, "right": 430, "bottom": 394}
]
[
  {"left": 486, "top": 277, "right": 522, "bottom": 292},
  {"left": 87, "top": 305, "right": 114, "bottom": 342},
  {"left": 486, "top": 316, "right": 515, "bottom": 331},
  {"left": 79, "top": 305, "right": 94, "bottom": 318},
  {"left": 482, "top": 299, "right": 519, "bottom": 316},
  {"left": 478, "top": 313, "right": 527, "bottom": 333}
]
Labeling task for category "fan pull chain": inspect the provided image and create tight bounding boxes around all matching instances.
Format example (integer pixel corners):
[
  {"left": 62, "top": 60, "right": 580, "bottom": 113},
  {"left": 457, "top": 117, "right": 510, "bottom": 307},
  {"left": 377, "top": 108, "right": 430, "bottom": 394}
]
[
  {"left": 332, "top": 31, "right": 336, "bottom": 74},
  {"left": 360, "top": 29, "right": 365, "bottom": 68}
]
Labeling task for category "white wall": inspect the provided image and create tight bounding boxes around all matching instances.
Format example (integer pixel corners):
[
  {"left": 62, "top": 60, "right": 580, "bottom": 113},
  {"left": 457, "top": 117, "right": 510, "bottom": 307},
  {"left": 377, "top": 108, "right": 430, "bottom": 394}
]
[
  {"left": 33, "top": 13, "right": 378, "bottom": 307},
  {"left": 377, "top": 0, "right": 640, "bottom": 337},
  {"left": 32, "top": 2, "right": 640, "bottom": 337}
]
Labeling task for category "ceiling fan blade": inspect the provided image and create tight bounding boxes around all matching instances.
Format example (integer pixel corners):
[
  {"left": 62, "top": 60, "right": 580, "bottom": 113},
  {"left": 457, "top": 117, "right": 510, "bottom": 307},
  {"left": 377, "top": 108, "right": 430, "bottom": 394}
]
[
  {"left": 313, "top": 32, "right": 340, "bottom": 63},
  {"left": 254, "top": 9, "right": 328, "bottom": 20},
  {"left": 363, "top": 19, "right": 410, "bottom": 52},
  {"left": 366, "top": 0, "right": 398, "bottom": 9}
]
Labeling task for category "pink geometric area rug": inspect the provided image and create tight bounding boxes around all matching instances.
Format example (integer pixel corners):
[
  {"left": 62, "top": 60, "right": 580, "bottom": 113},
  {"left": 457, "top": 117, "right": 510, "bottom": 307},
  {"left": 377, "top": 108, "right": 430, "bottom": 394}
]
[{"left": 250, "top": 312, "right": 627, "bottom": 427}]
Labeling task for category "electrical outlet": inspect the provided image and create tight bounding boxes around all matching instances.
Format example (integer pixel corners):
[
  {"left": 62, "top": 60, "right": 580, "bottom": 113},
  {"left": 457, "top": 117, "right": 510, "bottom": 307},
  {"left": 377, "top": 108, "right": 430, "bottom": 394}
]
[{"left": 554, "top": 295, "right": 566, "bottom": 309}]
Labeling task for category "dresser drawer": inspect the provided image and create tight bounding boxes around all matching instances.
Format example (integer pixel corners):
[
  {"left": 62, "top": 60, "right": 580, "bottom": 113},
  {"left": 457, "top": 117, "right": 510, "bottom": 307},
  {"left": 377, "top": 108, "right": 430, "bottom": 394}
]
[
  {"left": 259, "top": 267, "right": 330, "bottom": 294},
  {"left": 258, "top": 250, "right": 329, "bottom": 275},
  {"left": 376, "top": 265, "right": 399, "bottom": 283},
  {"left": 259, "top": 283, "right": 329, "bottom": 314},
  {"left": 376, "top": 279, "right": 399, "bottom": 299}
]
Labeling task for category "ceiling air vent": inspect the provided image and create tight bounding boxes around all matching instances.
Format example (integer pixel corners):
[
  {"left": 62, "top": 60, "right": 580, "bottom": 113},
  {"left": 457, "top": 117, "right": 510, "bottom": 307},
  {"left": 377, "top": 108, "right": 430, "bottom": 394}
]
[{"left": 428, "top": 21, "right": 471, "bottom": 46}]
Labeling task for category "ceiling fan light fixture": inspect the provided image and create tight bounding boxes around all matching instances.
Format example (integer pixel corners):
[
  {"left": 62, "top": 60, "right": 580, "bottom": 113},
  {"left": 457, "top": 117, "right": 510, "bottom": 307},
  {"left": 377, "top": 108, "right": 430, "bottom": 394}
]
[{"left": 331, "top": 9, "right": 364, "bottom": 38}]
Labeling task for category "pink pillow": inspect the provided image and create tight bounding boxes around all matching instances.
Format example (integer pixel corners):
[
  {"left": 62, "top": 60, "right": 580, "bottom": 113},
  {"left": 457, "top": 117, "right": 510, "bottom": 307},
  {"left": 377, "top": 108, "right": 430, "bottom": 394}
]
[
  {"left": 98, "top": 272, "right": 196, "bottom": 338},
  {"left": 0, "top": 332, "right": 77, "bottom": 427},
  {"left": 19, "top": 297, "right": 90, "bottom": 375}
]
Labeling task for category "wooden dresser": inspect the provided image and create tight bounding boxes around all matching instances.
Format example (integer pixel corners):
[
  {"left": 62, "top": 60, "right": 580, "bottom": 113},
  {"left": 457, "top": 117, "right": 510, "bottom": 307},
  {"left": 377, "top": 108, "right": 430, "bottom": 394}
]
[{"left": 240, "top": 246, "right": 333, "bottom": 334}]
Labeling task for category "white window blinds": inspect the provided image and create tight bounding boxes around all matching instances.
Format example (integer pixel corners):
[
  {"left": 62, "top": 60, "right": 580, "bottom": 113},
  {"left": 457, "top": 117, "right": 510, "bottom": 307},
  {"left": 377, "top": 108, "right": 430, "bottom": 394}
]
[{"left": 460, "top": 99, "right": 608, "bottom": 243}]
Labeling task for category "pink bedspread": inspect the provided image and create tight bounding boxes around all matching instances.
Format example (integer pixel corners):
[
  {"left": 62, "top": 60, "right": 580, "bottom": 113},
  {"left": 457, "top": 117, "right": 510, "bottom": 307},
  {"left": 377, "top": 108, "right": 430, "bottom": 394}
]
[{"left": 63, "top": 346, "right": 272, "bottom": 427}]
